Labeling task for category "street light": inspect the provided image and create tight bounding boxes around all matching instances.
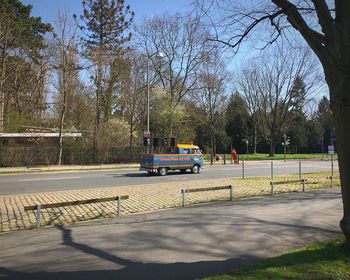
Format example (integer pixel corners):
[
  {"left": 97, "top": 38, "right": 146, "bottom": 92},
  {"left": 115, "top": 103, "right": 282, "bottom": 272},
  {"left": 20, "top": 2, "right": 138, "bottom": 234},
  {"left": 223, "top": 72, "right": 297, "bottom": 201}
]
[
  {"left": 242, "top": 139, "right": 249, "bottom": 159},
  {"left": 146, "top": 51, "right": 164, "bottom": 133}
]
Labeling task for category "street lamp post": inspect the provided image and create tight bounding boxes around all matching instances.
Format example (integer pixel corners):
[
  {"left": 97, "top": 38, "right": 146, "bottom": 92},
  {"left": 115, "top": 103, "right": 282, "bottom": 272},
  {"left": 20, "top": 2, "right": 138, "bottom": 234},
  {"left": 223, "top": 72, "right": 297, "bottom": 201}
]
[
  {"left": 242, "top": 139, "right": 249, "bottom": 159},
  {"left": 146, "top": 51, "right": 164, "bottom": 152}
]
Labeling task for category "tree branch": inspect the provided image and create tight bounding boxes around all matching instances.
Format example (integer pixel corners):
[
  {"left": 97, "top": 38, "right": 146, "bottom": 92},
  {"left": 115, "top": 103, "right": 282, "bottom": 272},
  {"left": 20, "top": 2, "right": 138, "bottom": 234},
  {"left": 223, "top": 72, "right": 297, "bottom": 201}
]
[
  {"left": 311, "top": 0, "right": 335, "bottom": 42},
  {"left": 209, "top": 9, "right": 284, "bottom": 52},
  {"left": 272, "top": 0, "right": 326, "bottom": 60}
]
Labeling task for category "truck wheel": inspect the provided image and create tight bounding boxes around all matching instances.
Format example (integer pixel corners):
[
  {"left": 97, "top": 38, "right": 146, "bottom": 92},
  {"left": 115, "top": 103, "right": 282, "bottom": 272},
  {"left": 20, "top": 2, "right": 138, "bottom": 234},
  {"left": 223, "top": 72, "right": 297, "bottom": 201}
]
[
  {"left": 191, "top": 165, "right": 200, "bottom": 174},
  {"left": 158, "top": 167, "right": 168, "bottom": 176}
]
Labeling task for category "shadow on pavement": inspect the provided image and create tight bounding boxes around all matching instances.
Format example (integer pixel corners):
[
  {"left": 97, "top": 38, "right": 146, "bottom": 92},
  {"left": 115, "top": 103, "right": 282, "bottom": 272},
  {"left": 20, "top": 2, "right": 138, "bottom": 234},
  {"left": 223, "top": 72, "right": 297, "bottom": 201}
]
[{"left": 0, "top": 224, "right": 257, "bottom": 280}]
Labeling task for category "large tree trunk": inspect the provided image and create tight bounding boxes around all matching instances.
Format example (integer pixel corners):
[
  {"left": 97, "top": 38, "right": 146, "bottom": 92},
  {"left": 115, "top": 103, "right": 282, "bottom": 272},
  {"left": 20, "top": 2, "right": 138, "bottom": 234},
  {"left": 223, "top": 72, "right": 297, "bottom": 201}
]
[{"left": 327, "top": 69, "right": 350, "bottom": 249}]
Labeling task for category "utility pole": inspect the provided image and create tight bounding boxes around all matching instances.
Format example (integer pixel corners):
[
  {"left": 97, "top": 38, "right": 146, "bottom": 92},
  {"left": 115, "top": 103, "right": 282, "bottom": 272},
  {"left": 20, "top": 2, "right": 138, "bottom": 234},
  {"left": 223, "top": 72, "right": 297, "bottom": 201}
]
[
  {"left": 0, "top": 92, "right": 3, "bottom": 133},
  {"left": 283, "top": 134, "right": 286, "bottom": 162}
]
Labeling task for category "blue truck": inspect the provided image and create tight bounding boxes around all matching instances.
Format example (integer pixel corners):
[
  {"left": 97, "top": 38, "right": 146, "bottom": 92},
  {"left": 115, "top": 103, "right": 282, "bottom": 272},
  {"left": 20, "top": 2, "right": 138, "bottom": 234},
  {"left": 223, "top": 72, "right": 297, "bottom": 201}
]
[{"left": 140, "top": 144, "right": 205, "bottom": 176}]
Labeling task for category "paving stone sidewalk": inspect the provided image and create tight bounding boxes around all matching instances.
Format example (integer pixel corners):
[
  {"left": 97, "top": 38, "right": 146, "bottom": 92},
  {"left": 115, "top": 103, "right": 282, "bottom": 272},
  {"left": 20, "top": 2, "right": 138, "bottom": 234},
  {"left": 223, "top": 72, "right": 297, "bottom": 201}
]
[{"left": 0, "top": 172, "right": 339, "bottom": 233}]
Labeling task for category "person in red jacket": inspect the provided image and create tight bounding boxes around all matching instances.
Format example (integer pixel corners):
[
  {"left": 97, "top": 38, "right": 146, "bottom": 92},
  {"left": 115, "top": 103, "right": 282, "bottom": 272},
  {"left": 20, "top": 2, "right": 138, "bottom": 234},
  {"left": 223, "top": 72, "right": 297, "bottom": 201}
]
[{"left": 231, "top": 148, "right": 239, "bottom": 164}]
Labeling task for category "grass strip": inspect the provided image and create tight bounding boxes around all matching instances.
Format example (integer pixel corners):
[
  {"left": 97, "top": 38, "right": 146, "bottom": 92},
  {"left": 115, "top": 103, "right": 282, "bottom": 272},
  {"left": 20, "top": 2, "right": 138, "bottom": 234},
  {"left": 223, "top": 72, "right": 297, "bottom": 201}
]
[{"left": 204, "top": 237, "right": 350, "bottom": 280}]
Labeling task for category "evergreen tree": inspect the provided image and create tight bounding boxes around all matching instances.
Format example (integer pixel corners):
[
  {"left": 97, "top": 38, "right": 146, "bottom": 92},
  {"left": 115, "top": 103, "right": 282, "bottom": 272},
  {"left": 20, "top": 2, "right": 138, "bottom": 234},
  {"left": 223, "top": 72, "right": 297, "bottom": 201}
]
[
  {"left": 0, "top": 0, "right": 52, "bottom": 132},
  {"left": 316, "top": 96, "right": 334, "bottom": 146},
  {"left": 78, "top": 0, "right": 134, "bottom": 161},
  {"left": 225, "top": 92, "right": 250, "bottom": 154},
  {"left": 287, "top": 109, "right": 308, "bottom": 153}
]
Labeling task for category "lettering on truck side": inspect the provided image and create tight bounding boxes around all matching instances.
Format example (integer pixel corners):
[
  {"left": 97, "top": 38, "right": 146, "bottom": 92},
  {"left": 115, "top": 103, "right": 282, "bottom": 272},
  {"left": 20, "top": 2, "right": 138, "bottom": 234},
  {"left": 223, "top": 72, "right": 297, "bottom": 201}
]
[{"left": 160, "top": 157, "right": 178, "bottom": 161}]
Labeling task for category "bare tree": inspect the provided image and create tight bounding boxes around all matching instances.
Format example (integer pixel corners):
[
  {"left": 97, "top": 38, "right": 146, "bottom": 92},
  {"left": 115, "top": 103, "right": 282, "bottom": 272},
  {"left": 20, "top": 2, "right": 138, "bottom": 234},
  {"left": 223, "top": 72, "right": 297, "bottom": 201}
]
[
  {"left": 53, "top": 9, "right": 80, "bottom": 165},
  {"left": 194, "top": 50, "right": 228, "bottom": 163},
  {"left": 237, "top": 45, "right": 320, "bottom": 156},
  {"left": 197, "top": 0, "right": 350, "bottom": 249},
  {"left": 136, "top": 13, "right": 210, "bottom": 136},
  {"left": 120, "top": 51, "right": 148, "bottom": 156}
]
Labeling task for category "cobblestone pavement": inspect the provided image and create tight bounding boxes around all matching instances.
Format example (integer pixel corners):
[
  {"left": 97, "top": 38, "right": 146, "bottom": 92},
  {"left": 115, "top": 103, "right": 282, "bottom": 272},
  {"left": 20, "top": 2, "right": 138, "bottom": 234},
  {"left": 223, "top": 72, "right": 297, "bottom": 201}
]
[{"left": 0, "top": 172, "right": 340, "bottom": 233}]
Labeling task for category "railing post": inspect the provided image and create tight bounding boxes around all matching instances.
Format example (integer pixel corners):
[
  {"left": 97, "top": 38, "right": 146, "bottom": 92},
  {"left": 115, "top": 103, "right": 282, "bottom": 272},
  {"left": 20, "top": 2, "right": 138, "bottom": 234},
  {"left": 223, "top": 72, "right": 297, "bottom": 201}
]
[
  {"left": 271, "top": 161, "right": 274, "bottom": 180},
  {"left": 181, "top": 189, "right": 186, "bottom": 207},
  {"left": 116, "top": 196, "right": 121, "bottom": 217},
  {"left": 242, "top": 159, "right": 245, "bottom": 179},
  {"left": 224, "top": 153, "right": 226, "bottom": 165},
  {"left": 330, "top": 176, "right": 334, "bottom": 189},
  {"left": 36, "top": 203, "right": 41, "bottom": 228},
  {"left": 331, "top": 154, "right": 334, "bottom": 188},
  {"left": 229, "top": 185, "right": 233, "bottom": 201},
  {"left": 270, "top": 182, "right": 274, "bottom": 196},
  {"left": 299, "top": 161, "right": 302, "bottom": 181},
  {"left": 302, "top": 179, "right": 306, "bottom": 192}
]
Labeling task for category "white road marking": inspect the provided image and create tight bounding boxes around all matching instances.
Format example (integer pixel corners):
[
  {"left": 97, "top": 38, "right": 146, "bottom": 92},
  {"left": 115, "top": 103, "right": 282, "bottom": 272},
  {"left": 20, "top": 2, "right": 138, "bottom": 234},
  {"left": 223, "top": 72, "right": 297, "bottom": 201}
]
[{"left": 18, "top": 176, "right": 82, "bottom": 182}]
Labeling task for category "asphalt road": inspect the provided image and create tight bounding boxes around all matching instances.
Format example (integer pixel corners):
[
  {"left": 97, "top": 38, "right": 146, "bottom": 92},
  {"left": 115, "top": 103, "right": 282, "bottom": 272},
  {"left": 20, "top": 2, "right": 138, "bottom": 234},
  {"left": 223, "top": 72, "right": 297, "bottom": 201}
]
[
  {"left": 0, "top": 189, "right": 342, "bottom": 280},
  {"left": 0, "top": 160, "right": 337, "bottom": 195}
]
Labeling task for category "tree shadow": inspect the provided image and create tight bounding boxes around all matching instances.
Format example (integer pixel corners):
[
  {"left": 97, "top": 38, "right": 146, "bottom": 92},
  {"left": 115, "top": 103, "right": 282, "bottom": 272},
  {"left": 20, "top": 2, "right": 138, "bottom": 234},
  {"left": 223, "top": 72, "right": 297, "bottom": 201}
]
[{"left": 0, "top": 224, "right": 257, "bottom": 280}]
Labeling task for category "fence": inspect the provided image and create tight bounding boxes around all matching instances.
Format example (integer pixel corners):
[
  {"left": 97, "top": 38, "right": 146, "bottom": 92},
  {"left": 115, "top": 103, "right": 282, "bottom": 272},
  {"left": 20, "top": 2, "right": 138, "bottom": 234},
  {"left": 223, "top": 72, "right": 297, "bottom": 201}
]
[{"left": 0, "top": 146, "right": 144, "bottom": 167}]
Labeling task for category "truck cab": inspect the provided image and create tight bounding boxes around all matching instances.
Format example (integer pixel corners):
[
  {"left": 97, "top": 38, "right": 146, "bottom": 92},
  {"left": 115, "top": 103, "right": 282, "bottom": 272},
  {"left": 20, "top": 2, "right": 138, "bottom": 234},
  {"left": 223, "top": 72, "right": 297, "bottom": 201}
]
[{"left": 140, "top": 144, "right": 205, "bottom": 176}]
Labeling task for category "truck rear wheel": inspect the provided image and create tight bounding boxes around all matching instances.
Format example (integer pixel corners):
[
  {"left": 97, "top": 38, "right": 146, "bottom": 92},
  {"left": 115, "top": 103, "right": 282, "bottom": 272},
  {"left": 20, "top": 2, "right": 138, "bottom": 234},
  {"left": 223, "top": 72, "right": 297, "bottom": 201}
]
[
  {"left": 158, "top": 167, "right": 168, "bottom": 176},
  {"left": 191, "top": 165, "right": 200, "bottom": 174}
]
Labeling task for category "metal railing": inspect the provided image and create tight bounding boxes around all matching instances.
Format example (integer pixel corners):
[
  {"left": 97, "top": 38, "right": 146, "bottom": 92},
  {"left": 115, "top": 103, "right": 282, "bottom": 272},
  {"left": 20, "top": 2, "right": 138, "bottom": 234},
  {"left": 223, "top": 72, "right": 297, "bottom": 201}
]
[
  {"left": 24, "top": 195, "right": 129, "bottom": 227},
  {"left": 181, "top": 185, "right": 233, "bottom": 207}
]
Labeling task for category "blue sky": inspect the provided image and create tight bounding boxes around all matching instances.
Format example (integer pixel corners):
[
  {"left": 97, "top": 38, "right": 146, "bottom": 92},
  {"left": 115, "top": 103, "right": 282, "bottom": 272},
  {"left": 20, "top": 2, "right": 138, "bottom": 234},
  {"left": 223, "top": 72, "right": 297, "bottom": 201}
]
[{"left": 23, "top": 0, "right": 193, "bottom": 24}]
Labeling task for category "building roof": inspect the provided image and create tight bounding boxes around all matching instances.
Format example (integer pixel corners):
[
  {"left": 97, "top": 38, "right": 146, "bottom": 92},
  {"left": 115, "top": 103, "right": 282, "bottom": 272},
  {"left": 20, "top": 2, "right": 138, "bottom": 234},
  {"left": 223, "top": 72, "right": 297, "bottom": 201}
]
[{"left": 0, "top": 133, "right": 82, "bottom": 138}]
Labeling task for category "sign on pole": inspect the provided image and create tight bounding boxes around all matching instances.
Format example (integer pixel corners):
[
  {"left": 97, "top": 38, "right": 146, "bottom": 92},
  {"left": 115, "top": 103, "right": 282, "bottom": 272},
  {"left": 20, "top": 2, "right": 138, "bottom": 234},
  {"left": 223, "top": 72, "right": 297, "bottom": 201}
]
[
  {"left": 328, "top": 145, "right": 335, "bottom": 155},
  {"left": 143, "top": 131, "right": 151, "bottom": 138},
  {"left": 331, "top": 132, "right": 336, "bottom": 142}
]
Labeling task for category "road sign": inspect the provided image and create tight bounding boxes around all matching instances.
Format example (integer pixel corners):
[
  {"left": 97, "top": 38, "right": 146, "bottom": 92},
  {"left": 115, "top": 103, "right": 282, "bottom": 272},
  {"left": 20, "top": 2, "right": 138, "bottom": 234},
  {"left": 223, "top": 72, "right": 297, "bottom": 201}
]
[
  {"left": 331, "top": 132, "right": 336, "bottom": 141},
  {"left": 143, "top": 131, "right": 151, "bottom": 138},
  {"left": 328, "top": 145, "right": 335, "bottom": 155}
]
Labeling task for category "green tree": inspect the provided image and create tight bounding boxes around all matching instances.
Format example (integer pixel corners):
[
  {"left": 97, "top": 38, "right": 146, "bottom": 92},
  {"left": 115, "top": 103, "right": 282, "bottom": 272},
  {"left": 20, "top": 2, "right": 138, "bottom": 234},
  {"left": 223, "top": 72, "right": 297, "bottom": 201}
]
[
  {"left": 316, "top": 96, "right": 334, "bottom": 146},
  {"left": 150, "top": 89, "right": 195, "bottom": 143},
  {"left": 0, "top": 0, "right": 52, "bottom": 132},
  {"left": 305, "top": 117, "right": 324, "bottom": 153},
  {"left": 225, "top": 92, "right": 250, "bottom": 154},
  {"left": 286, "top": 109, "right": 308, "bottom": 153}
]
